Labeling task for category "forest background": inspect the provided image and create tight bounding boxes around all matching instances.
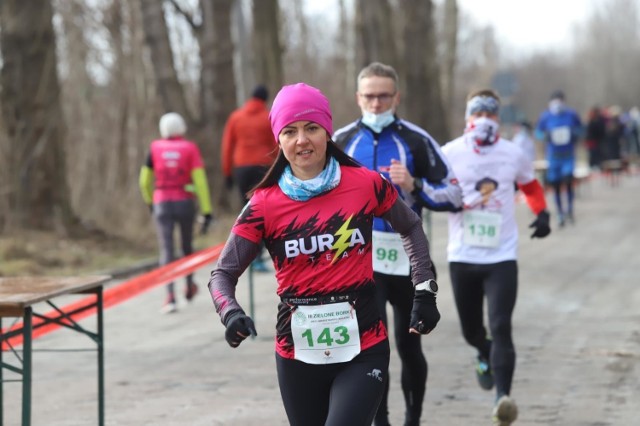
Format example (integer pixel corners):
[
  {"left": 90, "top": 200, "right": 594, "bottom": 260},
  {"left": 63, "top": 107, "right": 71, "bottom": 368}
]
[{"left": 1, "top": 0, "right": 638, "bottom": 276}]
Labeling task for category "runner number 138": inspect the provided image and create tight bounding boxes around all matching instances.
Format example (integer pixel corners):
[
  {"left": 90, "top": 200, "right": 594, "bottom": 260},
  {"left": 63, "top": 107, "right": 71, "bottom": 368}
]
[{"left": 468, "top": 224, "right": 496, "bottom": 237}]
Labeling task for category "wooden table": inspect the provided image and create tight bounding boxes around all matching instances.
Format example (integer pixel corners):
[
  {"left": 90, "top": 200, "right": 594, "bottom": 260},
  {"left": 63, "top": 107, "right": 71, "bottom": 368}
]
[{"left": 0, "top": 275, "right": 111, "bottom": 426}]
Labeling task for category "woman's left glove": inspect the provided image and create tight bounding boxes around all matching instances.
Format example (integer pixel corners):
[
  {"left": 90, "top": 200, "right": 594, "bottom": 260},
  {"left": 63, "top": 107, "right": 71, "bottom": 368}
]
[
  {"left": 409, "top": 291, "right": 440, "bottom": 335},
  {"left": 224, "top": 311, "right": 257, "bottom": 348}
]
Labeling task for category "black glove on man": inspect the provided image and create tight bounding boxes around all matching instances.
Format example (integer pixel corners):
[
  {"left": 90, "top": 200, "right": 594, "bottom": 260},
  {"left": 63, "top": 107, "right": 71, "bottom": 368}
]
[
  {"left": 409, "top": 290, "right": 440, "bottom": 335},
  {"left": 224, "top": 311, "right": 257, "bottom": 348},
  {"left": 529, "top": 210, "right": 551, "bottom": 239},
  {"left": 200, "top": 213, "right": 213, "bottom": 235}
]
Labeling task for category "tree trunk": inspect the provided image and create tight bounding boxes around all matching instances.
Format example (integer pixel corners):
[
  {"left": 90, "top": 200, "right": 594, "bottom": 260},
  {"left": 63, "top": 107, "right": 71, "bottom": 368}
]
[
  {"left": 105, "top": 0, "right": 132, "bottom": 190},
  {"left": 337, "top": 0, "right": 356, "bottom": 97},
  {"left": 442, "top": 0, "right": 458, "bottom": 132},
  {"left": 139, "top": 0, "right": 190, "bottom": 120},
  {"left": 198, "top": 0, "right": 237, "bottom": 211},
  {"left": 0, "top": 0, "right": 76, "bottom": 233},
  {"left": 252, "top": 0, "right": 284, "bottom": 93},
  {"left": 400, "top": 0, "right": 449, "bottom": 143},
  {"left": 231, "top": 0, "right": 253, "bottom": 104},
  {"left": 355, "top": 0, "right": 398, "bottom": 69}
]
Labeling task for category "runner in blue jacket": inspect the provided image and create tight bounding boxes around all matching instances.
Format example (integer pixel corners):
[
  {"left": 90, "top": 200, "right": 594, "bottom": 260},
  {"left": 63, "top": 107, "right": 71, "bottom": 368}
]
[
  {"left": 535, "top": 90, "right": 583, "bottom": 226},
  {"left": 334, "top": 62, "right": 462, "bottom": 426}
]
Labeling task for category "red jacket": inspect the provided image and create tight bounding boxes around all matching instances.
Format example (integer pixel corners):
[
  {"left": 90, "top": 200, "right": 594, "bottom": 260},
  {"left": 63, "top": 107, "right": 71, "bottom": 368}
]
[{"left": 222, "top": 98, "right": 277, "bottom": 177}]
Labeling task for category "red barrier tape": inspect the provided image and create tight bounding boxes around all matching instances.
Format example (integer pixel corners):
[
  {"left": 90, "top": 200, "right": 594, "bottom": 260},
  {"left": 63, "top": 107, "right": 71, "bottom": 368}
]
[{"left": 1, "top": 244, "right": 224, "bottom": 350}]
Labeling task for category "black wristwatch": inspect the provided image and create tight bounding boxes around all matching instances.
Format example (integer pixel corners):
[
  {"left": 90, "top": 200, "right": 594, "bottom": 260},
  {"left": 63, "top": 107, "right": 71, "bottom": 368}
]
[
  {"left": 415, "top": 279, "right": 438, "bottom": 295},
  {"left": 412, "top": 177, "right": 424, "bottom": 194}
]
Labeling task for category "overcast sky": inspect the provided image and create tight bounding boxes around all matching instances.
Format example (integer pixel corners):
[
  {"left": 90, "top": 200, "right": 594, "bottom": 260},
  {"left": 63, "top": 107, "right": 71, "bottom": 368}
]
[
  {"left": 453, "top": 0, "right": 599, "bottom": 52},
  {"left": 304, "top": 0, "right": 607, "bottom": 53}
]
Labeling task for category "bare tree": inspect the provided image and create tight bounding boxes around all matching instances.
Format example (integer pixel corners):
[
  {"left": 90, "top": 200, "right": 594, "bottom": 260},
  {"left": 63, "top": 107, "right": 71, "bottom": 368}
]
[
  {"left": 140, "top": 0, "right": 191, "bottom": 121},
  {"left": 355, "top": 0, "right": 398, "bottom": 69},
  {"left": 0, "top": 0, "right": 76, "bottom": 233},
  {"left": 53, "top": 0, "right": 162, "bottom": 238},
  {"left": 338, "top": 0, "right": 356, "bottom": 96},
  {"left": 511, "top": 53, "right": 568, "bottom": 124},
  {"left": 571, "top": 0, "right": 640, "bottom": 109},
  {"left": 201, "top": 0, "right": 237, "bottom": 208},
  {"left": 252, "top": 0, "right": 284, "bottom": 93},
  {"left": 16, "top": 0, "right": 639, "bottom": 246},
  {"left": 232, "top": 0, "right": 253, "bottom": 102},
  {"left": 441, "top": 0, "right": 458, "bottom": 124},
  {"left": 399, "top": 0, "right": 448, "bottom": 142},
  {"left": 139, "top": 0, "right": 238, "bottom": 211}
]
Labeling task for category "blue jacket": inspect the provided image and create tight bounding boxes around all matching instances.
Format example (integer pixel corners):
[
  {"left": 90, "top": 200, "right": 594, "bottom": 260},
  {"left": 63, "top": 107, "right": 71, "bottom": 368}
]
[
  {"left": 334, "top": 117, "right": 462, "bottom": 233},
  {"left": 535, "top": 108, "right": 583, "bottom": 160}
]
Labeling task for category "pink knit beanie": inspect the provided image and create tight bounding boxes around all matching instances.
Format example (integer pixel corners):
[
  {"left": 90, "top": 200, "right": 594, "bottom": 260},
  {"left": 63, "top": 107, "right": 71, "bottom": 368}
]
[{"left": 269, "top": 83, "right": 333, "bottom": 142}]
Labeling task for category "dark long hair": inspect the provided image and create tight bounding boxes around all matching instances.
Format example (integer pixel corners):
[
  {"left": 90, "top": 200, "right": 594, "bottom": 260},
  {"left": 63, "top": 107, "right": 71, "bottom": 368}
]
[{"left": 246, "top": 140, "right": 361, "bottom": 199}]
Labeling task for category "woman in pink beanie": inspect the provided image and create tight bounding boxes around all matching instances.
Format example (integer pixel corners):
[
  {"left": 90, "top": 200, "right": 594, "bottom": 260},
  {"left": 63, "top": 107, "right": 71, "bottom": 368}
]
[{"left": 209, "top": 83, "right": 441, "bottom": 425}]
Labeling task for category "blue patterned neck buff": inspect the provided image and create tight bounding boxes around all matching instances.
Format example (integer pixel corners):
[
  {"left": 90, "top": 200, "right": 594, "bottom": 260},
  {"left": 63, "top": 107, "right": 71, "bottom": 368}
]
[{"left": 278, "top": 157, "right": 341, "bottom": 201}]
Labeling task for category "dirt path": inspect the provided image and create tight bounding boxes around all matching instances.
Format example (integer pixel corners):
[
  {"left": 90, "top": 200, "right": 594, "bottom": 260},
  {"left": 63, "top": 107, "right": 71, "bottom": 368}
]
[{"left": 3, "top": 172, "right": 639, "bottom": 425}]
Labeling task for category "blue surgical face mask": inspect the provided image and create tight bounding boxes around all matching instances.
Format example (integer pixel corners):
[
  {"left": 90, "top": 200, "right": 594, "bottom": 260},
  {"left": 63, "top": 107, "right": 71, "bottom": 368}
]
[
  {"left": 549, "top": 99, "right": 564, "bottom": 114},
  {"left": 361, "top": 109, "right": 395, "bottom": 133}
]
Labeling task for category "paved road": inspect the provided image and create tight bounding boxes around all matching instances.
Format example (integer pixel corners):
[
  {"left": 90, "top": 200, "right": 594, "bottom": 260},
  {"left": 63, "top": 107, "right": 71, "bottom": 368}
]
[{"left": 3, "top": 171, "right": 640, "bottom": 425}]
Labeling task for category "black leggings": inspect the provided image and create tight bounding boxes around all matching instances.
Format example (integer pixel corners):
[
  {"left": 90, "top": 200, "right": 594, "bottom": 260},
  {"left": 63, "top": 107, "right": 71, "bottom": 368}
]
[
  {"left": 233, "top": 165, "right": 270, "bottom": 204},
  {"left": 233, "top": 165, "right": 269, "bottom": 261},
  {"left": 449, "top": 261, "right": 518, "bottom": 396},
  {"left": 276, "top": 339, "right": 390, "bottom": 426},
  {"left": 551, "top": 176, "right": 574, "bottom": 217},
  {"left": 153, "top": 199, "right": 196, "bottom": 294},
  {"left": 373, "top": 272, "right": 426, "bottom": 425}
]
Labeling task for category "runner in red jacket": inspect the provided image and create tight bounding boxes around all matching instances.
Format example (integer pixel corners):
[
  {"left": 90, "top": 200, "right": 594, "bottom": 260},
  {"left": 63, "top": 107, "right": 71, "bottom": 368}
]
[{"left": 221, "top": 85, "right": 277, "bottom": 272}]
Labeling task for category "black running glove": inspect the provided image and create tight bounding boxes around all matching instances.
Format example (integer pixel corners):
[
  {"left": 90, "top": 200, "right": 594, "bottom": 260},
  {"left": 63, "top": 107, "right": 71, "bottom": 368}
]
[
  {"left": 224, "top": 311, "right": 257, "bottom": 348},
  {"left": 409, "top": 290, "right": 440, "bottom": 335},
  {"left": 529, "top": 210, "right": 551, "bottom": 239},
  {"left": 200, "top": 213, "right": 213, "bottom": 235}
]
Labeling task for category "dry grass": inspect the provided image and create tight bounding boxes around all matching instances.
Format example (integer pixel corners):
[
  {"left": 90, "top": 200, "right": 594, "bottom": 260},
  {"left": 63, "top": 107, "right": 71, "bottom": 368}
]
[{"left": 0, "top": 214, "right": 236, "bottom": 277}]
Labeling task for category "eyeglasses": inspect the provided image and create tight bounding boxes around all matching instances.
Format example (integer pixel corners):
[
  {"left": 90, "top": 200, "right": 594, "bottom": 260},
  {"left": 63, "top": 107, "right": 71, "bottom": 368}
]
[{"left": 358, "top": 92, "right": 396, "bottom": 102}]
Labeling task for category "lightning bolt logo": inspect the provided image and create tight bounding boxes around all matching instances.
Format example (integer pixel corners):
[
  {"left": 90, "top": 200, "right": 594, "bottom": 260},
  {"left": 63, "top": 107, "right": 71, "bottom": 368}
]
[{"left": 331, "top": 215, "right": 355, "bottom": 264}]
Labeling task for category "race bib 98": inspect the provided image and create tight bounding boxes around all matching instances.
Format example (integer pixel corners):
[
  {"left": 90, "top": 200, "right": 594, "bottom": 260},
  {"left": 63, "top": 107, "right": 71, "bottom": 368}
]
[{"left": 372, "top": 230, "right": 410, "bottom": 275}]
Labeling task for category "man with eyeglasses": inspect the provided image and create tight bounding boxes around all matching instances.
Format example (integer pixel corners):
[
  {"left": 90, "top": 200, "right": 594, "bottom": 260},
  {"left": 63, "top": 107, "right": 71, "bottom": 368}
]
[{"left": 334, "top": 61, "right": 462, "bottom": 426}]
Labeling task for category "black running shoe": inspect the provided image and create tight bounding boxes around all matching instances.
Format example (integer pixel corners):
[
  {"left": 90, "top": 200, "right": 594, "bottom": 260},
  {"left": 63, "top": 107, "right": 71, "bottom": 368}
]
[{"left": 476, "top": 355, "right": 494, "bottom": 390}]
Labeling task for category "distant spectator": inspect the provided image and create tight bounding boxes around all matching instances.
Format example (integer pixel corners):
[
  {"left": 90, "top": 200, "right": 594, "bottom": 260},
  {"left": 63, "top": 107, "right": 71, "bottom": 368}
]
[
  {"left": 585, "top": 106, "right": 607, "bottom": 169},
  {"left": 221, "top": 84, "right": 277, "bottom": 273},
  {"left": 603, "top": 105, "right": 625, "bottom": 162},
  {"left": 624, "top": 106, "right": 640, "bottom": 156}
]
